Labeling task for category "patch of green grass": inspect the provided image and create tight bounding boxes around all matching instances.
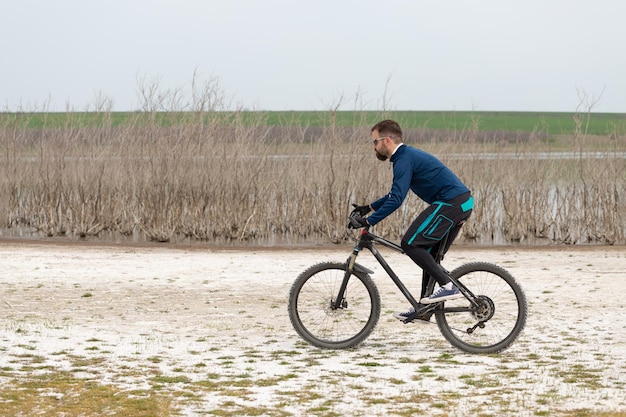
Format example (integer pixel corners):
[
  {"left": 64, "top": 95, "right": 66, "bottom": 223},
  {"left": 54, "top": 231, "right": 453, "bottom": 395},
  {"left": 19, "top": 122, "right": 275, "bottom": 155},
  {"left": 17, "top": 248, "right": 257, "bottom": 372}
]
[
  {"left": 69, "top": 355, "right": 107, "bottom": 368},
  {"left": 208, "top": 403, "right": 291, "bottom": 416},
  {"left": 459, "top": 373, "right": 501, "bottom": 388},
  {"left": 399, "top": 356, "right": 427, "bottom": 364},
  {"left": 256, "top": 373, "right": 298, "bottom": 387},
  {"left": 436, "top": 352, "right": 461, "bottom": 364},
  {"left": 16, "top": 344, "right": 37, "bottom": 351},
  {"left": 0, "top": 372, "right": 174, "bottom": 416},
  {"left": 12, "top": 353, "right": 46, "bottom": 364},
  {"left": 151, "top": 375, "right": 191, "bottom": 384},
  {"left": 388, "top": 377, "right": 406, "bottom": 385},
  {"left": 357, "top": 361, "right": 382, "bottom": 367},
  {"left": 555, "top": 364, "right": 604, "bottom": 388}
]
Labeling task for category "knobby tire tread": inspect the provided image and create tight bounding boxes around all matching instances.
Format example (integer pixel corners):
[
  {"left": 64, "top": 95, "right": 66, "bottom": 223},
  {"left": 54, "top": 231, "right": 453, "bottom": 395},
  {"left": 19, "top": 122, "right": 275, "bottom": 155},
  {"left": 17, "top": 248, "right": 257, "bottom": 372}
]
[{"left": 288, "top": 262, "right": 381, "bottom": 349}]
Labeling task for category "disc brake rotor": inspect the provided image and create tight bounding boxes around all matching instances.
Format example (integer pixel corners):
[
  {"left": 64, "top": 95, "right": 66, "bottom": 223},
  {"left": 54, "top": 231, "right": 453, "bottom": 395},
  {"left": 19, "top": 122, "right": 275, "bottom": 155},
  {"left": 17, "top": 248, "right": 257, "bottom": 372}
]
[{"left": 471, "top": 295, "right": 495, "bottom": 321}]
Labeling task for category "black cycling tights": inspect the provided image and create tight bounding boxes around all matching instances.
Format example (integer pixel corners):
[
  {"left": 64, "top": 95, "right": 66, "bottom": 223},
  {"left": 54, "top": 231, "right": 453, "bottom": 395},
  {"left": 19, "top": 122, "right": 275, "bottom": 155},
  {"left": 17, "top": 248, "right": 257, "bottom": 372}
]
[
  {"left": 400, "top": 243, "right": 451, "bottom": 295},
  {"left": 400, "top": 225, "right": 462, "bottom": 298}
]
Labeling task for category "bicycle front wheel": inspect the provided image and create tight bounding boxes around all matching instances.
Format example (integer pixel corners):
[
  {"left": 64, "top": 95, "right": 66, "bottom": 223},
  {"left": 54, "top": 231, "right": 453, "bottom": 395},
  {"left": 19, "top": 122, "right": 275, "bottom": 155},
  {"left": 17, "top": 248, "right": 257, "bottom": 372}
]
[
  {"left": 288, "top": 262, "right": 380, "bottom": 349},
  {"left": 436, "top": 262, "right": 527, "bottom": 354}
]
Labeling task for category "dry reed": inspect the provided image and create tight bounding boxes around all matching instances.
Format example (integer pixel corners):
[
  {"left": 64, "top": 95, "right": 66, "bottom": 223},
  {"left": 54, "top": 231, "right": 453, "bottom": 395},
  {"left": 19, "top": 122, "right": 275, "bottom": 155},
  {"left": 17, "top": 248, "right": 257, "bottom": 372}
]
[{"left": 1, "top": 110, "right": 624, "bottom": 245}]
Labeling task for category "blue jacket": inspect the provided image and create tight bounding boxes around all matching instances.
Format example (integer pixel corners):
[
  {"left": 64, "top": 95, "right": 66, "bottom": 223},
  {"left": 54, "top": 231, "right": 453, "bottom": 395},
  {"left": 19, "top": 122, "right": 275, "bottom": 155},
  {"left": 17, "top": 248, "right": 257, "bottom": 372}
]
[{"left": 367, "top": 144, "right": 470, "bottom": 226}]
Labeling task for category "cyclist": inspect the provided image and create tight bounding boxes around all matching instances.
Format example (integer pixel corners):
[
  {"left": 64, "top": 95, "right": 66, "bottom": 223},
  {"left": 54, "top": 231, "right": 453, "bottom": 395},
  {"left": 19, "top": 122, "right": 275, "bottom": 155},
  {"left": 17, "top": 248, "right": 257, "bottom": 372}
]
[{"left": 349, "top": 119, "right": 474, "bottom": 322}]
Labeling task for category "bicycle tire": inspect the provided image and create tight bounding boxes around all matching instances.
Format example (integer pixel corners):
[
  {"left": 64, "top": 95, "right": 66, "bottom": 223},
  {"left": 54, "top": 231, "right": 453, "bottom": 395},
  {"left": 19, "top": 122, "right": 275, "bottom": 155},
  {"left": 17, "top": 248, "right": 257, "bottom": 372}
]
[
  {"left": 435, "top": 262, "right": 527, "bottom": 354},
  {"left": 288, "top": 262, "right": 381, "bottom": 349}
]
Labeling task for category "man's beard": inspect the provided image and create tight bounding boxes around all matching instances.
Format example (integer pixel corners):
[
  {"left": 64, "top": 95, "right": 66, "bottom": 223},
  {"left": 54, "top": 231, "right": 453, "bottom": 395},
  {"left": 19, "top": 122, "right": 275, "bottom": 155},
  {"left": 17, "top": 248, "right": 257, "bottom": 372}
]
[{"left": 375, "top": 151, "right": 388, "bottom": 161}]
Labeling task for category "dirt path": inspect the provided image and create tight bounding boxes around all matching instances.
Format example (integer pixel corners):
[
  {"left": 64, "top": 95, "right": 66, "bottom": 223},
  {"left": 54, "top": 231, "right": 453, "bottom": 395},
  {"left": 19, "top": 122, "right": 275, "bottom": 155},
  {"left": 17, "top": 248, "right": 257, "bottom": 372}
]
[{"left": 1, "top": 242, "right": 625, "bottom": 416}]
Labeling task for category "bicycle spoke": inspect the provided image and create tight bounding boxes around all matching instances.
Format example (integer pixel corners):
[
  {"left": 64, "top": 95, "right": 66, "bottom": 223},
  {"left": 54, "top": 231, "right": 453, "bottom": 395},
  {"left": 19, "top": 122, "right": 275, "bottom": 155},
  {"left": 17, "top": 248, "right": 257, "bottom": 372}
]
[
  {"left": 288, "top": 262, "right": 381, "bottom": 349},
  {"left": 436, "top": 263, "right": 527, "bottom": 354}
]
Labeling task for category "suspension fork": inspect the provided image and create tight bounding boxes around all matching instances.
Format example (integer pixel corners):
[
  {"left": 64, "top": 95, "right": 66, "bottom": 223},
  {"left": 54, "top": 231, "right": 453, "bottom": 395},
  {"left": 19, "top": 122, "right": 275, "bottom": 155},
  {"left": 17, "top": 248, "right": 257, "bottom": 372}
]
[{"left": 332, "top": 245, "right": 362, "bottom": 310}]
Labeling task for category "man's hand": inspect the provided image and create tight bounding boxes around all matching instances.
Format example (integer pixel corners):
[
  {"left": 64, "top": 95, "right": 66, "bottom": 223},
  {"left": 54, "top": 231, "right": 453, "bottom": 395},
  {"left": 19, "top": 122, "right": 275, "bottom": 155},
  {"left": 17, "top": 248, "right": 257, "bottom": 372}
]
[
  {"left": 351, "top": 203, "right": 371, "bottom": 217},
  {"left": 347, "top": 215, "right": 370, "bottom": 229}
]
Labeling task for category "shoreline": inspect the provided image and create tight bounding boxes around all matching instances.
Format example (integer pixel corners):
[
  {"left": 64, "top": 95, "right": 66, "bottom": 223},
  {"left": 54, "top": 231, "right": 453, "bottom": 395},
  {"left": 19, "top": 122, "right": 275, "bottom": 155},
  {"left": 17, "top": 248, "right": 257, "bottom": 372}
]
[{"left": 1, "top": 235, "right": 624, "bottom": 252}]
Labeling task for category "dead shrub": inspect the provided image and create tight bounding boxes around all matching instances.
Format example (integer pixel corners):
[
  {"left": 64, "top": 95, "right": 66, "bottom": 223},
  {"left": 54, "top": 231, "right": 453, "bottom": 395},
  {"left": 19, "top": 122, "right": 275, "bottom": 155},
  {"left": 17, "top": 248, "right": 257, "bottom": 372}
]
[{"left": 1, "top": 107, "right": 624, "bottom": 245}]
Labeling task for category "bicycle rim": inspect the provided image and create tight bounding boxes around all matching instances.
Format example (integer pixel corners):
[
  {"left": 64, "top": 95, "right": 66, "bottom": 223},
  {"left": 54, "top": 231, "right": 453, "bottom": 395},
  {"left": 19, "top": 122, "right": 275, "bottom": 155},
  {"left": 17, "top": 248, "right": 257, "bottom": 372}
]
[
  {"left": 288, "top": 262, "right": 380, "bottom": 349},
  {"left": 436, "top": 262, "right": 527, "bottom": 354}
]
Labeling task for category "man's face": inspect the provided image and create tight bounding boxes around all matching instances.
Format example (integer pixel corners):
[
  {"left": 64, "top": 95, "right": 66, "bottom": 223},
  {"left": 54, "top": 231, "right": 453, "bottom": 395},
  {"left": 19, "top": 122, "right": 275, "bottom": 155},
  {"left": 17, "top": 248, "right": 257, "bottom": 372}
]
[{"left": 371, "top": 130, "right": 390, "bottom": 161}]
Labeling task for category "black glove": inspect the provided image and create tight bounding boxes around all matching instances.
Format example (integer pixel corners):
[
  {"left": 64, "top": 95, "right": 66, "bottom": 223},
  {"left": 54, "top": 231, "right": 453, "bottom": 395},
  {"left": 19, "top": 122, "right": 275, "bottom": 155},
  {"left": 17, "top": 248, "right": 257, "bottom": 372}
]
[
  {"left": 351, "top": 203, "right": 371, "bottom": 217},
  {"left": 347, "top": 215, "right": 370, "bottom": 229}
]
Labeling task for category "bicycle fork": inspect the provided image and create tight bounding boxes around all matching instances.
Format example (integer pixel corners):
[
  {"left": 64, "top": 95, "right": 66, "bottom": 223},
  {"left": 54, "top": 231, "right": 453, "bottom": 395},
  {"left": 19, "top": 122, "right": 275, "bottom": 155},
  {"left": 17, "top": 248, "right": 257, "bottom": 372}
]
[{"left": 332, "top": 247, "right": 362, "bottom": 310}]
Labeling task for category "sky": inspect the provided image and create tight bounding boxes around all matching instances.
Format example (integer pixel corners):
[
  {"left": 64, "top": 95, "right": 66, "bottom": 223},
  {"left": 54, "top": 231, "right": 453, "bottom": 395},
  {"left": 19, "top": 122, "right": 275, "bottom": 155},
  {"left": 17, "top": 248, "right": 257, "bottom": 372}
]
[{"left": 2, "top": 0, "right": 625, "bottom": 113}]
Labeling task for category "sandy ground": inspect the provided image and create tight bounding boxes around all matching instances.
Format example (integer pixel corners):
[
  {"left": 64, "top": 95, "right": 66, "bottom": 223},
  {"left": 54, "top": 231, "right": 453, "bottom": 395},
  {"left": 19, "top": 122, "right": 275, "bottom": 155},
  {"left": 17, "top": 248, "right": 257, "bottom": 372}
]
[{"left": 1, "top": 240, "right": 625, "bottom": 416}]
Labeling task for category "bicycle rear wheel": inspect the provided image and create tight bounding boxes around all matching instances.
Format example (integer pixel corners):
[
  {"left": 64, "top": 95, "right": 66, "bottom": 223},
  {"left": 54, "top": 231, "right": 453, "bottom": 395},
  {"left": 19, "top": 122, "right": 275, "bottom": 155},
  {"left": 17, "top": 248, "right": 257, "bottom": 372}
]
[
  {"left": 288, "top": 262, "right": 380, "bottom": 349},
  {"left": 436, "top": 262, "right": 527, "bottom": 354}
]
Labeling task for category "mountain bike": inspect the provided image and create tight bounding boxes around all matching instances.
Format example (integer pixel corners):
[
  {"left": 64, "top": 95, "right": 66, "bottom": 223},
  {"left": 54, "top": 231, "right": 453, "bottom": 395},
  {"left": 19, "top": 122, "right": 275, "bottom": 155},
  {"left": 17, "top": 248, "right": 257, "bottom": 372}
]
[{"left": 288, "top": 212, "right": 527, "bottom": 354}]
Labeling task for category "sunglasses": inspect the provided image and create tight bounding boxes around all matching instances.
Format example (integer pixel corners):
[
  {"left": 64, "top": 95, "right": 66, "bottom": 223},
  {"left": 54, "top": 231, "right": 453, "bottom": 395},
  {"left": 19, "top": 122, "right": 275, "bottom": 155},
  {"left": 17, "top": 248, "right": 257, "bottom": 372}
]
[{"left": 372, "top": 136, "right": 394, "bottom": 145}]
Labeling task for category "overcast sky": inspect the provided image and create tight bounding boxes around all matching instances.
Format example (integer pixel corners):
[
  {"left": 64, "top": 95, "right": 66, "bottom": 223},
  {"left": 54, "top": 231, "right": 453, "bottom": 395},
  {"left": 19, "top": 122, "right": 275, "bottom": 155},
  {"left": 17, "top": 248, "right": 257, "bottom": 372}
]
[{"left": 2, "top": 0, "right": 625, "bottom": 112}]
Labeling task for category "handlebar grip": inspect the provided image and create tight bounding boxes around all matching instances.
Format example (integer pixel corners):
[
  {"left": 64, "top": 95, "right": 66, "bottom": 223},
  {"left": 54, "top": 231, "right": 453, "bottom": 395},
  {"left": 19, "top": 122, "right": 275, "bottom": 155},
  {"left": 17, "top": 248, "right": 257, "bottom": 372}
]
[{"left": 348, "top": 216, "right": 362, "bottom": 228}]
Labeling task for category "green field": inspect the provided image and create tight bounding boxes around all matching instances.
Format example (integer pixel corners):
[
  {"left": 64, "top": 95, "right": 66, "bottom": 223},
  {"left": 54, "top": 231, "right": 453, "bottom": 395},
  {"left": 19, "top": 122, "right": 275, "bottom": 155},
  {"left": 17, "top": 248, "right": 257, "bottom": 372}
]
[
  {"left": 2, "top": 110, "right": 625, "bottom": 136},
  {"left": 263, "top": 111, "right": 626, "bottom": 136}
]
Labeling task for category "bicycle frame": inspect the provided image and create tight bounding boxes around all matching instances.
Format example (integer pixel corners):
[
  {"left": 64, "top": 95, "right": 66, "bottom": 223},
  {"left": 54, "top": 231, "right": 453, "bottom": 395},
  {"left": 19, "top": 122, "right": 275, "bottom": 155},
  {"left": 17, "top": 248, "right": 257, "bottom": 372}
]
[{"left": 334, "top": 228, "right": 480, "bottom": 312}]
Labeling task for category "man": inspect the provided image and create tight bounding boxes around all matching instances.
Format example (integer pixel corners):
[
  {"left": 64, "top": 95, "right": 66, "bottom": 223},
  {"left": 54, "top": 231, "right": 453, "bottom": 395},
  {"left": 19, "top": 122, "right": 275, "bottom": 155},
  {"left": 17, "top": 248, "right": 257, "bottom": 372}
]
[{"left": 349, "top": 119, "right": 473, "bottom": 322}]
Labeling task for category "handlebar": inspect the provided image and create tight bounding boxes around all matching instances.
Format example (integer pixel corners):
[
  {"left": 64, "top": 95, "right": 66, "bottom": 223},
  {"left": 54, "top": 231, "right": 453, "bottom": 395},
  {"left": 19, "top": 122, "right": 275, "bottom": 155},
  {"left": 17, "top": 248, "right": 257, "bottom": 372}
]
[
  {"left": 347, "top": 211, "right": 370, "bottom": 230},
  {"left": 346, "top": 211, "right": 404, "bottom": 252}
]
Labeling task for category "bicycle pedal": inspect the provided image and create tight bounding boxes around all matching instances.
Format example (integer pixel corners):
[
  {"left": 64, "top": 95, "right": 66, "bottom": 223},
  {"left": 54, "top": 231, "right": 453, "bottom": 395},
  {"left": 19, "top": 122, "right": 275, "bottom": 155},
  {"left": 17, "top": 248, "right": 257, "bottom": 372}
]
[
  {"left": 402, "top": 316, "right": 432, "bottom": 324},
  {"left": 402, "top": 311, "right": 434, "bottom": 324}
]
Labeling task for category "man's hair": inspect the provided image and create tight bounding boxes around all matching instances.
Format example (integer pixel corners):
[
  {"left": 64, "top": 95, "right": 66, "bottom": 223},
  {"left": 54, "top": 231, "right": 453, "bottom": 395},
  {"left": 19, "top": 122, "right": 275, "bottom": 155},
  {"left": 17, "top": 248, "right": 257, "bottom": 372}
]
[{"left": 371, "top": 119, "right": 402, "bottom": 140}]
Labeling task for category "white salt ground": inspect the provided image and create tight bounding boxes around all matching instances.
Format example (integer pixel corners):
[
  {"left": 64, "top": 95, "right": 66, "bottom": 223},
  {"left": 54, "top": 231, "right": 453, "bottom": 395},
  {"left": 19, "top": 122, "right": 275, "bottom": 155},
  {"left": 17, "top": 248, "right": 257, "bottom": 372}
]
[{"left": 1, "top": 241, "right": 625, "bottom": 416}]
